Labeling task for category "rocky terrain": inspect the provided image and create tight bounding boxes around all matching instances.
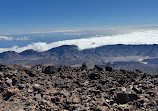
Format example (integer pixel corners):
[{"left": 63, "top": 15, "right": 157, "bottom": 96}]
[
  {"left": 0, "top": 63, "right": 158, "bottom": 111},
  {"left": 1, "top": 45, "right": 158, "bottom": 74}
]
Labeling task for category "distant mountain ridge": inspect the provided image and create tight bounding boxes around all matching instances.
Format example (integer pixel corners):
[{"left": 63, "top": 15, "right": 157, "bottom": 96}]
[{"left": 1, "top": 44, "right": 158, "bottom": 73}]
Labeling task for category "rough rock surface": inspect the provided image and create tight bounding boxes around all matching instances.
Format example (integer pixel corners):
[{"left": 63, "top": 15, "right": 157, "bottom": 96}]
[{"left": 0, "top": 63, "right": 158, "bottom": 111}]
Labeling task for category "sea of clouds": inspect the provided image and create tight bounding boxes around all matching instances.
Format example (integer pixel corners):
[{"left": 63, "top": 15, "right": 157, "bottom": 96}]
[{"left": 0, "top": 30, "right": 158, "bottom": 53}]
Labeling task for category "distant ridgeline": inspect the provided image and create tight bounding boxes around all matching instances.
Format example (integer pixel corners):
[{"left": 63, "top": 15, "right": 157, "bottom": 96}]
[{"left": 0, "top": 44, "right": 158, "bottom": 74}]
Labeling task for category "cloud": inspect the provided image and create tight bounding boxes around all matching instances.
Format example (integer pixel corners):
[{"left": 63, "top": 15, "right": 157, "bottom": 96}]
[
  {"left": 62, "top": 32, "right": 82, "bottom": 36},
  {"left": 15, "top": 37, "right": 30, "bottom": 41},
  {"left": 0, "top": 30, "right": 158, "bottom": 53},
  {"left": 0, "top": 36, "right": 13, "bottom": 40},
  {"left": 0, "top": 36, "right": 30, "bottom": 41}
]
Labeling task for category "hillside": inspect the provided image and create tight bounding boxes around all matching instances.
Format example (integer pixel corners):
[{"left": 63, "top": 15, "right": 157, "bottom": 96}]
[
  {"left": 1, "top": 45, "right": 158, "bottom": 74},
  {"left": 0, "top": 64, "right": 158, "bottom": 111}
]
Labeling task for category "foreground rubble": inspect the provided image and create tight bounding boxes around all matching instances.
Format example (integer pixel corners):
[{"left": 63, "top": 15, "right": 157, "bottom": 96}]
[{"left": 0, "top": 64, "right": 158, "bottom": 111}]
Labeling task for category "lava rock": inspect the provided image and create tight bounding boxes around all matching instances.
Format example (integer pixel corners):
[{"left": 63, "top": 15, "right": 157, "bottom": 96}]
[
  {"left": 0, "top": 64, "right": 157, "bottom": 111},
  {"left": 116, "top": 93, "right": 139, "bottom": 104},
  {"left": 94, "top": 65, "right": 103, "bottom": 71},
  {"left": 105, "top": 66, "right": 113, "bottom": 72},
  {"left": 116, "top": 93, "right": 130, "bottom": 104},
  {"left": 43, "top": 65, "right": 57, "bottom": 74},
  {"left": 33, "top": 84, "right": 43, "bottom": 92},
  {"left": 89, "top": 73, "right": 100, "bottom": 80},
  {"left": 81, "top": 62, "right": 87, "bottom": 70},
  {"left": 132, "top": 86, "right": 142, "bottom": 94},
  {"left": 3, "top": 91, "right": 14, "bottom": 101},
  {"left": 26, "top": 70, "right": 36, "bottom": 77}
]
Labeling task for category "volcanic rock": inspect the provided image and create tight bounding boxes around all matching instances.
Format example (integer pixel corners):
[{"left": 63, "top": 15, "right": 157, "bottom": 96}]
[
  {"left": 0, "top": 64, "right": 157, "bottom": 111},
  {"left": 105, "top": 66, "right": 113, "bottom": 72},
  {"left": 43, "top": 65, "right": 57, "bottom": 74}
]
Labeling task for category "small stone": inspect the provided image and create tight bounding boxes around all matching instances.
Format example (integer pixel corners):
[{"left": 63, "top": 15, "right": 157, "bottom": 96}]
[
  {"left": 73, "top": 96, "right": 79, "bottom": 103},
  {"left": 28, "top": 71, "right": 36, "bottom": 77},
  {"left": 6, "top": 79, "right": 12, "bottom": 86},
  {"left": 33, "top": 84, "right": 43, "bottom": 92},
  {"left": 12, "top": 78, "right": 17, "bottom": 86},
  {"left": 97, "top": 105, "right": 109, "bottom": 111},
  {"left": 132, "top": 86, "right": 142, "bottom": 94},
  {"left": 33, "top": 84, "right": 40, "bottom": 88},
  {"left": 28, "top": 88, "right": 34, "bottom": 93},
  {"left": 18, "top": 84, "right": 25, "bottom": 90},
  {"left": 34, "top": 94, "right": 42, "bottom": 101},
  {"left": 8, "top": 87, "right": 19, "bottom": 94},
  {"left": 121, "top": 87, "right": 126, "bottom": 92},
  {"left": 51, "top": 97, "right": 60, "bottom": 103}
]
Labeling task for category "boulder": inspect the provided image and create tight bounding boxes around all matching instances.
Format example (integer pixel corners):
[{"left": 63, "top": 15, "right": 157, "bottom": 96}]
[
  {"left": 89, "top": 73, "right": 100, "bottom": 80},
  {"left": 43, "top": 65, "right": 57, "bottom": 74},
  {"left": 3, "top": 91, "right": 14, "bottom": 101},
  {"left": 116, "top": 93, "right": 129, "bottom": 104},
  {"left": 116, "top": 93, "right": 139, "bottom": 104},
  {"left": 105, "top": 66, "right": 113, "bottom": 72},
  {"left": 3, "top": 88, "right": 19, "bottom": 101},
  {"left": 81, "top": 62, "right": 87, "bottom": 70},
  {"left": 94, "top": 65, "right": 103, "bottom": 71}
]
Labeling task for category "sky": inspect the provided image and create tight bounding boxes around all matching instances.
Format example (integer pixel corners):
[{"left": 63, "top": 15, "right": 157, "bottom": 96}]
[{"left": 0, "top": 0, "right": 158, "bottom": 34}]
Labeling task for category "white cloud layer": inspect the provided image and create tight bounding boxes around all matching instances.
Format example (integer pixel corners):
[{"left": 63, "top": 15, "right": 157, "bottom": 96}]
[
  {"left": 0, "top": 30, "right": 158, "bottom": 53},
  {"left": 0, "top": 36, "right": 13, "bottom": 40}
]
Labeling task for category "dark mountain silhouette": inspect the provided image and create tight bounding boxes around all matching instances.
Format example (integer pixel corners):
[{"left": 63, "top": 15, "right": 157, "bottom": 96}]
[
  {"left": 1, "top": 44, "right": 158, "bottom": 73},
  {"left": 20, "top": 49, "right": 41, "bottom": 56}
]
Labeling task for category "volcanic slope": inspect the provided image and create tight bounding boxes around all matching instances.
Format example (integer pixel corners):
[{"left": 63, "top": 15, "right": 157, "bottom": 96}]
[{"left": 0, "top": 64, "right": 158, "bottom": 111}]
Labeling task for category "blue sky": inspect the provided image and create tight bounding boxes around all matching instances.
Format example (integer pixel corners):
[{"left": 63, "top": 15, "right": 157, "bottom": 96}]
[{"left": 0, "top": 0, "right": 158, "bottom": 34}]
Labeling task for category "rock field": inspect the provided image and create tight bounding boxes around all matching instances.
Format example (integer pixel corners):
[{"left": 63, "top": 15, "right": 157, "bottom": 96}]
[{"left": 0, "top": 63, "right": 158, "bottom": 111}]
